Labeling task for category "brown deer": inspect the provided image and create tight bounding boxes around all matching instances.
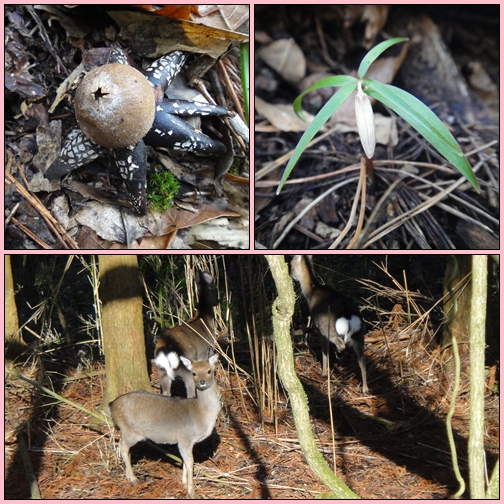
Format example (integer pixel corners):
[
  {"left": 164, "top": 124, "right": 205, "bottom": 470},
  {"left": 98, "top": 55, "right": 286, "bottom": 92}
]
[
  {"left": 154, "top": 270, "right": 218, "bottom": 397},
  {"left": 290, "top": 255, "right": 368, "bottom": 393},
  {"left": 109, "top": 352, "right": 220, "bottom": 498}
]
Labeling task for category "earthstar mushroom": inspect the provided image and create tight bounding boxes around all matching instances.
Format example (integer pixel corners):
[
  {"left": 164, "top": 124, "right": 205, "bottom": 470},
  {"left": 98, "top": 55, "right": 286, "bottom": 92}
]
[
  {"left": 74, "top": 63, "right": 155, "bottom": 149},
  {"left": 45, "top": 47, "right": 228, "bottom": 214}
]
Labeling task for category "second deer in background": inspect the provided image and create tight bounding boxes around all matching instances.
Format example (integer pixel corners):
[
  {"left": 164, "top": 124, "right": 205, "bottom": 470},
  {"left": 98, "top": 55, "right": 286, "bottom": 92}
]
[
  {"left": 290, "top": 255, "right": 368, "bottom": 393},
  {"left": 155, "top": 271, "right": 219, "bottom": 398}
]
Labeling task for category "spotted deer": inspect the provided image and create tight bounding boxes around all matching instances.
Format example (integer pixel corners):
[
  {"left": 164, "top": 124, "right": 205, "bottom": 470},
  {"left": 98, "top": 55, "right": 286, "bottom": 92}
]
[{"left": 291, "top": 255, "right": 368, "bottom": 393}]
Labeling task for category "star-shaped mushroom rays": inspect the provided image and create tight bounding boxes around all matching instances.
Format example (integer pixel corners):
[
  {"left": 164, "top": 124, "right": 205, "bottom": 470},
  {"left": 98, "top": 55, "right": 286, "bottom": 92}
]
[{"left": 45, "top": 48, "right": 228, "bottom": 214}]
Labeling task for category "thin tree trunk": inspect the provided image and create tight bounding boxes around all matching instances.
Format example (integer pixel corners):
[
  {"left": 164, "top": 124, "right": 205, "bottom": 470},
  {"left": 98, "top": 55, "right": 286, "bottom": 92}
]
[
  {"left": 468, "top": 255, "right": 487, "bottom": 498},
  {"left": 442, "top": 255, "right": 472, "bottom": 372},
  {"left": 265, "top": 255, "right": 359, "bottom": 499},
  {"left": 487, "top": 460, "right": 499, "bottom": 498}
]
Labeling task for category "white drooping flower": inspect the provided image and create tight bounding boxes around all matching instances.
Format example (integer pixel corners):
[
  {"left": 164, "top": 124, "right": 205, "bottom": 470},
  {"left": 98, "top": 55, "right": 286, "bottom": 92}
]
[{"left": 354, "top": 80, "right": 376, "bottom": 159}]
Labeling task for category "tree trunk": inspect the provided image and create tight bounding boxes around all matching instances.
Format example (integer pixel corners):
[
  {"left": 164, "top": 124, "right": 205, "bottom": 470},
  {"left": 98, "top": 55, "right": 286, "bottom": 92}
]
[
  {"left": 5, "top": 255, "right": 24, "bottom": 370},
  {"left": 468, "top": 255, "right": 487, "bottom": 499},
  {"left": 265, "top": 255, "right": 359, "bottom": 498},
  {"left": 99, "top": 255, "right": 151, "bottom": 414},
  {"left": 442, "top": 255, "right": 472, "bottom": 372}
]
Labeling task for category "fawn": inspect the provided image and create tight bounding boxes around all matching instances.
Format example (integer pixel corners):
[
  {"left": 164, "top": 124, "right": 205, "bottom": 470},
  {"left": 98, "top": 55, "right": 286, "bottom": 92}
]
[
  {"left": 155, "top": 270, "right": 218, "bottom": 397},
  {"left": 290, "top": 255, "right": 368, "bottom": 393},
  {"left": 109, "top": 352, "right": 220, "bottom": 498}
]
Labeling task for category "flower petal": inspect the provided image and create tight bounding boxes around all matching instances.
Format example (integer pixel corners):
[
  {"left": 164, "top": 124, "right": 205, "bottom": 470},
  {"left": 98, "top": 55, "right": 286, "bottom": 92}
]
[{"left": 355, "top": 81, "right": 376, "bottom": 159}]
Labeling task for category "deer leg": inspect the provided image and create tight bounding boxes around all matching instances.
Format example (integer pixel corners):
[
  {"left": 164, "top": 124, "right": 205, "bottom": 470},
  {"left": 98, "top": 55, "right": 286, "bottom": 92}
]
[
  {"left": 179, "top": 444, "right": 195, "bottom": 498},
  {"left": 350, "top": 336, "right": 368, "bottom": 394},
  {"left": 321, "top": 337, "right": 329, "bottom": 376},
  {"left": 158, "top": 368, "right": 173, "bottom": 396},
  {"left": 119, "top": 436, "right": 138, "bottom": 485}
]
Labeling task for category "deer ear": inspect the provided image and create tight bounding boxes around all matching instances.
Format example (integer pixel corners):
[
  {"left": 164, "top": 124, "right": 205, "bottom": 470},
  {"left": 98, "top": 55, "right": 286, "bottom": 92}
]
[{"left": 180, "top": 355, "right": 192, "bottom": 370}]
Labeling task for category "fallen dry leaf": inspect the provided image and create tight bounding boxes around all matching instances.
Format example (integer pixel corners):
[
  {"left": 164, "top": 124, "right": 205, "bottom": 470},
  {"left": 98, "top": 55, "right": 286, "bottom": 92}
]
[
  {"left": 255, "top": 96, "right": 314, "bottom": 132},
  {"left": 146, "top": 200, "right": 240, "bottom": 236},
  {"left": 258, "top": 38, "right": 305, "bottom": 85}
]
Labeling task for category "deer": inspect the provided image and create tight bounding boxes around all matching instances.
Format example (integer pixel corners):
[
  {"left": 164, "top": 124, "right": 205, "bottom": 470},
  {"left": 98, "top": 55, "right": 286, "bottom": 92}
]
[
  {"left": 109, "top": 352, "right": 220, "bottom": 499},
  {"left": 290, "top": 255, "right": 368, "bottom": 393},
  {"left": 154, "top": 270, "right": 219, "bottom": 398}
]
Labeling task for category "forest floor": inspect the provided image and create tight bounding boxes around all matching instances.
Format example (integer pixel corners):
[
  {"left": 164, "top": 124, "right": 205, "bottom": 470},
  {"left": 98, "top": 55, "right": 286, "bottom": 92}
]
[
  {"left": 255, "top": 5, "right": 499, "bottom": 249},
  {"left": 5, "top": 313, "right": 499, "bottom": 499},
  {"left": 5, "top": 5, "right": 249, "bottom": 249}
]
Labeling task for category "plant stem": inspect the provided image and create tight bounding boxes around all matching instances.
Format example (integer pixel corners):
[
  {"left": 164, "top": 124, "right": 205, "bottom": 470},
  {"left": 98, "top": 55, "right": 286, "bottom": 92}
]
[{"left": 365, "top": 155, "right": 375, "bottom": 193}]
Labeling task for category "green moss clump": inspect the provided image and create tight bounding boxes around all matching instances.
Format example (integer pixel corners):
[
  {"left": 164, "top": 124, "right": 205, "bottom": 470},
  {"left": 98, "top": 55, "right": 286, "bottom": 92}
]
[{"left": 147, "top": 171, "right": 180, "bottom": 211}]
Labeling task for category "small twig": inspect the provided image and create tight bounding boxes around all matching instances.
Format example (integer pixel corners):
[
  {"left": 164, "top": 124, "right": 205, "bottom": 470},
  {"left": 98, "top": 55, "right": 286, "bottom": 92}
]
[
  {"left": 315, "top": 15, "right": 336, "bottom": 68},
  {"left": 356, "top": 175, "right": 404, "bottom": 248},
  {"left": 360, "top": 159, "right": 484, "bottom": 249},
  {"left": 26, "top": 6, "right": 69, "bottom": 76},
  {"left": 346, "top": 158, "right": 367, "bottom": 249},
  {"left": 255, "top": 124, "right": 344, "bottom": 181},
  {"left": 6, "top": 215, "right": 52, "bottom": 249},
  {"left": 293, "top": 223, "right": 325, "bottom": 243},
  {"left": 197, "top": 72, "right": 247, "bottom": 154},
  {"left": 272, "top": 176, "right": 359, "bottom": 249},
  {"left": 5, "top": 202, "right": 20, "bottom": 227},
  {"left": 5, "top": 172, "right": 79, "bottom": 249},
  {"left": 329, "top": 161, "right": 364, "bottom": 249},
  {"left": 256, "top": 163, "right": 360, "bottom": 188},
  {"left": 217, "top": 59, "right": 246, "bottom": 124}
]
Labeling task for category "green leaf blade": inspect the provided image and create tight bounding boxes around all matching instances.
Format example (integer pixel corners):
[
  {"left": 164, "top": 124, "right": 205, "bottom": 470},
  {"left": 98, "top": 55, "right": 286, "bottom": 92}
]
[
  {"left": 293, "top": 75, "right": 358, "bottom": 120},
  {"left": 357, "top": 37, "right": 409, "bottom": 78},
  {"left": 365, "top": 80, "right": 480, "bottom": 192},
  {"left": 277, "top": 81, "right": 357, "bottom": 194},
  {"left": 240, "top": 42, "right": 250, "bottom": 125}
]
